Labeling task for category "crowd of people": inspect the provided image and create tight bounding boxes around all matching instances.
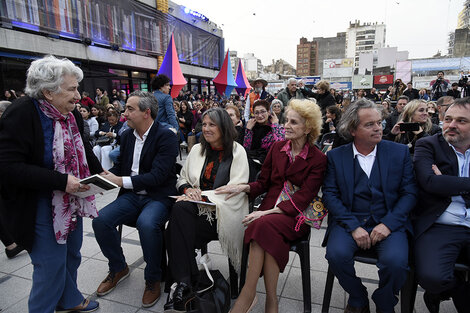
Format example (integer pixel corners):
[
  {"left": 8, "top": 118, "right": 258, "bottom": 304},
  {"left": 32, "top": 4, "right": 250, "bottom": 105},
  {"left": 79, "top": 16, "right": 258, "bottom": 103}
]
[{"left": 0, "top": 55, "right": 469, "bottom": 313}]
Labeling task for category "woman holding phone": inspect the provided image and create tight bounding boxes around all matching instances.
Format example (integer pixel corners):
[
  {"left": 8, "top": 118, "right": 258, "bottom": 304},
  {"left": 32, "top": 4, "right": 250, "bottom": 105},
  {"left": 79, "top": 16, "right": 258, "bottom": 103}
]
[{"left": 385, "top": 99, "right": 440, "bottom": 155}]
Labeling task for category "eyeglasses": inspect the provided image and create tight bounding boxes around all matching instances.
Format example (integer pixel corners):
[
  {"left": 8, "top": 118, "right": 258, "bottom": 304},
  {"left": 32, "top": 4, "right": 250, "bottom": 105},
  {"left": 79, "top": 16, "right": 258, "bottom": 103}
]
[{"left": 254, "top": 110, "right": 267, "bottom": 115}]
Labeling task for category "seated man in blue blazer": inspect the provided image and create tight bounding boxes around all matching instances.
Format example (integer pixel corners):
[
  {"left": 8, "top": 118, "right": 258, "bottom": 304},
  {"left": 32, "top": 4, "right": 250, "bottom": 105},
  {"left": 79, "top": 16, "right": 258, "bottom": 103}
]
[
  {"left": 322, "top": 99, "right": 417, "bottom": 313},
  {"left": 92, "top": 91, "right": 178, "bottom": 308},
  {"left": 413, "top": 98, "right": 470, "bottom": 313}
]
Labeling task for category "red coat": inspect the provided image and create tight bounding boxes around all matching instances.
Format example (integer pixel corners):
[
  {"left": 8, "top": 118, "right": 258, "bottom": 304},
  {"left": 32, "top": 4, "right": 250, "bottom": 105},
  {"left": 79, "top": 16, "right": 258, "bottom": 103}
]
[{"left": 245, "top": 140, "right": 327, "bottom": 271}]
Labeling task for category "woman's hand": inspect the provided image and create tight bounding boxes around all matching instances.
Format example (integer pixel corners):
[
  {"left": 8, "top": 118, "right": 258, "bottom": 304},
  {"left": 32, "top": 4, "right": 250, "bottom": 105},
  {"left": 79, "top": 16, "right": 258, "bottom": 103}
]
[
  {"left": 179, "top": 117, "right": 185, "bottom": 123},
  {"left": 413, "top": 125, "right": 423, "bottom": 135},
  {"left": 246, "top": 118, "right": 256, "bottom": 130},
  {"left": 390, "top": 122, "right": 404, "bottom": 135},
  {"left": 270, "top": 113, "right": 279, "bottom": 124},
  {"left": 105, "top": 132, "right": 115, "bottom": 138},
  {"left": 242, "top": 211, "right": 266, "bottom": 227},
  {"left": 215, "top": 184, "right": 249, "bottom": 200},
  {"left": 65, "top": 175, "right": 90, "bottom": 194},
  {"left": 185, "top": 187, "right": 202, "bottom": 201}
]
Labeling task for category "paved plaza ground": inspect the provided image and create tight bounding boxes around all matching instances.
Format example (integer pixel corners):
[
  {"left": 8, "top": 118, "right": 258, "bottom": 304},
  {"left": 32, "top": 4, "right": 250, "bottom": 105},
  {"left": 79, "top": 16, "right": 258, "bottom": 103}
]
[{"left": 0, "top": 153, "right": 458, "bottom": 313}]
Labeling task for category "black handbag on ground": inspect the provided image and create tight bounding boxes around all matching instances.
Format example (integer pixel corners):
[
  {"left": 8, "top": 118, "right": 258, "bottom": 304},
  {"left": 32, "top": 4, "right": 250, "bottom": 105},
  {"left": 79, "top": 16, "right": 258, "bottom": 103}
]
[{"left": 187, "top": 257, "right": 231, "bottom": 313}]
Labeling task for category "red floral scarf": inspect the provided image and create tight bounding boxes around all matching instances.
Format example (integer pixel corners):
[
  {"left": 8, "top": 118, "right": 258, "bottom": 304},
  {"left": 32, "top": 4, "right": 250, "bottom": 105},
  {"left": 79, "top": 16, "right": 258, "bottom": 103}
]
[{"left": 38, "top": 100, "right": 98, "bottom": 244}]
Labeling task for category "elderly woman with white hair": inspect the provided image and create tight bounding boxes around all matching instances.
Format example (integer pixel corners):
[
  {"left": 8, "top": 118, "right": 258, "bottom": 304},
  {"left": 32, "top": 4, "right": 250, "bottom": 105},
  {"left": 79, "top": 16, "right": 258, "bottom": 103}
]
[
  {"left": 270, "top": 99, "right": 285, "bottom": 125},
  {"left": 0, "top": 55, "right": 103, "bottom": 312}
]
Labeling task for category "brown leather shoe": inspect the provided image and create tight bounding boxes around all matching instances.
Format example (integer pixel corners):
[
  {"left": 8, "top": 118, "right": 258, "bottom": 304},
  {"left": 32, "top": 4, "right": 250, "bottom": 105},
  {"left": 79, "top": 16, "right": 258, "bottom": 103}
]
[
  {"left": 344, "top": 303, "right": 370, "bottom": 313},
  {"left": 142, "top": 281, "right": 161, "bottom": 308},
  {"left": 96, "top": 265, "right": 130, "bottom": 296}
]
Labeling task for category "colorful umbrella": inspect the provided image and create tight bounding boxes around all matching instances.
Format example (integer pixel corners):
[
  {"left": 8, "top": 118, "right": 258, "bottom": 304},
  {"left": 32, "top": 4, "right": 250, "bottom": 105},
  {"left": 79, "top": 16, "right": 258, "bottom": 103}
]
[
  {"left": 157, "top": 33, "right": 187, "bottom": 98},
  {"left": 213, "top": 50, "right": 237, "bottom": 97},
  {"left": 235, "top": 59, "right": 251, "bottom": 97}
]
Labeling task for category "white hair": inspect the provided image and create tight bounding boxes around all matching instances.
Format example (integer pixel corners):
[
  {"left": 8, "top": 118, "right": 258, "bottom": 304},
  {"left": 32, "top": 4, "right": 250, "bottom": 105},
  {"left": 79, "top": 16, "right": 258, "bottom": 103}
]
[
  {"left": 287, "top": 78, "right": 298, "bottom": 85},
  {"left": 25, "top": 55, "right": 83, "bottom": 99},
  {"left": 0, "top": 101, "right": 12, "bottom": 115}
]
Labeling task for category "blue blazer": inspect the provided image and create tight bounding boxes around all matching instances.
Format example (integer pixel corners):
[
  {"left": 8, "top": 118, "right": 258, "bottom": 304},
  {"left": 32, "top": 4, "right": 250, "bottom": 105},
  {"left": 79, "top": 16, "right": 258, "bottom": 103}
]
[
  {"left": 322, "top": 140, "right": 417, "bottom": 245},
  {"left": 413, "top": 133, "right": 470, "bottom": 238},
  {"left": 110, "top": 121, "right": 178, "bottom": 201}
]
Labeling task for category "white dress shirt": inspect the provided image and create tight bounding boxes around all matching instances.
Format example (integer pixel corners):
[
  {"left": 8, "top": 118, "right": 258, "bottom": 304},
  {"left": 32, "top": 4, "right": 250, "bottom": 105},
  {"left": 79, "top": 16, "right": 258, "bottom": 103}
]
[
  {"left": 122, "top": 122, "right": 154, "bottom": 192},
  {"left": 352, "top": 144, "right": 377, "bottom": 178}
]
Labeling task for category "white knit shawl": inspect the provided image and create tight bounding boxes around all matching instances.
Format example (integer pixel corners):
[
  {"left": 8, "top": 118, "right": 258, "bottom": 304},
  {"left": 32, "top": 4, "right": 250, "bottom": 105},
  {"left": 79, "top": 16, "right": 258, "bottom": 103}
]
[{"left": 176, "top": 142, "right": 249, "bottom": 272}]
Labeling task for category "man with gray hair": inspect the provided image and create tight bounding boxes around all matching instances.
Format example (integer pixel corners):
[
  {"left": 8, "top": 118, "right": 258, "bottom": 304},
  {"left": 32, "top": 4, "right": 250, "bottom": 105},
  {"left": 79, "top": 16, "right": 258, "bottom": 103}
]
[
  {"left": 322, "top": 99, "right": 417, "bottom": 313},
  {"left": 276, "top": 77, "right": 305, "bottom": 107},
  {"left": 92, "top": 91, "right": 178, "bottom": 308}
]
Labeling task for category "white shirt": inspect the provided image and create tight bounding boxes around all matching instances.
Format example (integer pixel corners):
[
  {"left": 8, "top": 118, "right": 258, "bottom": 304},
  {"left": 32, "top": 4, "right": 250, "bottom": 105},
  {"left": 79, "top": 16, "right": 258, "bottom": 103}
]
[
  {"left": 352, "top": 144, "right": 377, "bottom": 178},
  {"left": 122, "top": 122, "right": 154, "bottom": 191}
]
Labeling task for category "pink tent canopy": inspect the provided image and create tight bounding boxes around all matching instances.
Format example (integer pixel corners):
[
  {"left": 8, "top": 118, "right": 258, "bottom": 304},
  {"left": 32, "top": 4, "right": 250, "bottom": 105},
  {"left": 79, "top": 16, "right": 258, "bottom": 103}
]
[
  {"left": 235, "top": 59, "right": 251, "bottom": 97},
  {"left": 213, "top": 50, "right": 237, "bottom": 97},
  {"left": 157, "top": 33, "right": 187, "bottom": 98}
]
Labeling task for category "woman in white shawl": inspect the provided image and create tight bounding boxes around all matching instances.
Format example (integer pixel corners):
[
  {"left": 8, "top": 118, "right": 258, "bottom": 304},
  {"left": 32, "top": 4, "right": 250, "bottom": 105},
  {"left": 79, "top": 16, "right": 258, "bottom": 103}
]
[{"left": 165, "top": 108, "right": 249, "bottom": 311}]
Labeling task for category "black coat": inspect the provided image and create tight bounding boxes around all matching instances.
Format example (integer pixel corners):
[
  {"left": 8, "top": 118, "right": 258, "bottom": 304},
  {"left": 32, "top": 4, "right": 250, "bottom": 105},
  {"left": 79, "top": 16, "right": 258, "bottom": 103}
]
[
  {"left": 413, "top": 133, "right": 470, "bottom": 238},
  {"left": 313, "top": 92, "right": 336, "bottom": 113},
  {"left": 0, "top": 96, "right": 102, "bottom": 251}
]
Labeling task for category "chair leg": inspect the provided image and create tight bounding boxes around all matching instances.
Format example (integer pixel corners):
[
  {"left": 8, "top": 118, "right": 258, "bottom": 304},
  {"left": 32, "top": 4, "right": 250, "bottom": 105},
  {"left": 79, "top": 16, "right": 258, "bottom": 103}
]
[
  {"left": 239, "top": 243, "right": 249, "bottom": 294},
  {"left": 400, "top": 267, "right": 417, "bottom": 313},
  {"left": 321, "top": 265, "right": 335, "bottom": 313},
  {"left": 117, "top": 224, "right": 123, "bottom": 244},
  {"left": 297, "top": 242, "right": 312, "bottom": 313},
  {"left": 229, "top": 260, "right": 239, "bottom": 299}
]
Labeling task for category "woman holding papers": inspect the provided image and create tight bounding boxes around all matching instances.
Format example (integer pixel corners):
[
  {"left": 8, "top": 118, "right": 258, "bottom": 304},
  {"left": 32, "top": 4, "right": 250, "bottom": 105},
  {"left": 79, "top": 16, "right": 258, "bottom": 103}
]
[
  {"left": 165, "top": 108, "right": 249, "bottom": 311},
  {"left": 0, "top": 56, "right": 102, "bottom": 313}
]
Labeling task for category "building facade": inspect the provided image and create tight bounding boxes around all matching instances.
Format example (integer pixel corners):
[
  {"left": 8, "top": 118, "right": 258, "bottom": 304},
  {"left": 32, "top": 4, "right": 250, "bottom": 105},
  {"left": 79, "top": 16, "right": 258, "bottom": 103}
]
[
  {"left": 264, "top": 59, "right": 296, "bottom": 76},
  {"left": 296, "top": 33, "right": 346, "bottom": 76},
  {"left": 346, "top": 20, "right": 386, "bottom": 68},
  {"left": 0, "top": 0, "right": 224, "bottom": 97}
]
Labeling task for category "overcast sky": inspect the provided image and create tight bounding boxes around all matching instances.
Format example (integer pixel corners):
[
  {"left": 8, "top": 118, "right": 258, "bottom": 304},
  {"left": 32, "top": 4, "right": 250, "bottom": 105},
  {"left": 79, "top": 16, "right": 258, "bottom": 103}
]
[{"left": 176, "top": 0, "right": 464, "bottom": 67}]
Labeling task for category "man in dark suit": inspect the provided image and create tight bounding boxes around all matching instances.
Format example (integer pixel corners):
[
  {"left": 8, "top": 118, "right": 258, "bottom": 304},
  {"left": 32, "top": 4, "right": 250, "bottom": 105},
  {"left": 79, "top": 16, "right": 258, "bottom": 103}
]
[
  {"left": 92, "top": 91, "right": 178, "bottom": 308},
  {"left": 413, "top": 98, "right": 470, "bottom": 313},
  {"left": 322, "top": 99, "right": 417, "bottom": 313}
]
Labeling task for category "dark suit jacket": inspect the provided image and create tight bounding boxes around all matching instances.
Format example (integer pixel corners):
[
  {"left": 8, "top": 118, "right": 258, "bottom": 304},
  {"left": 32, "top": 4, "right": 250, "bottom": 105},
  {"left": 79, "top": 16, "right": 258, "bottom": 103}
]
[
  {"left": 0, "top": 96, "right": 102, "bottom": 251},
  {"left": 413, "top": 133, "right": 470, "bottom": 238},
  {"left": 249, "top": 140, "right": 327, "bottom": 217},
  {"left": 322, "top": 140, "right": 417, "bottom": 245},
  {"left": 110, "top": 121, "right": 178, "bottom": 201}
]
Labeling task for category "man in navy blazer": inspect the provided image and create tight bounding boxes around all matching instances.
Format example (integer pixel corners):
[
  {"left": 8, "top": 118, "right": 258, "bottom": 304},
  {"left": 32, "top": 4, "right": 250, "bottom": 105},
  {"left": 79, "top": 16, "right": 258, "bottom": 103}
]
[
  {"left": 92, "top": 91, "right": 178, "bottom": 308},
  {"left": 413, "top": 98, "right": 470, "bottom": 313},
  {"left": 323, "top": 99, "right": 417, "bottom": 313}
]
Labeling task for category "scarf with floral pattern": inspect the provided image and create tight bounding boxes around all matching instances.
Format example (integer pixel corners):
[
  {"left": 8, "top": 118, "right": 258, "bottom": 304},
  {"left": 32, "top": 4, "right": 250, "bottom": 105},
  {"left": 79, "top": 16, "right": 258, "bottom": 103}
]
[{"left": 38, "top": 100, "right": 98, "bottom": 244}]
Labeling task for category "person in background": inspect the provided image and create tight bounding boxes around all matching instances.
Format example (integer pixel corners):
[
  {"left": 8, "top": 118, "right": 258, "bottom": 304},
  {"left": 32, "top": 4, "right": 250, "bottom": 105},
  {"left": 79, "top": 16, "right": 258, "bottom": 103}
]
[
  {"left": 0, "top": 55, "right": 102, "bottom": 312},
  {"left": 151, "top": 74, "right": 179, "bottom": 132},
  {"left": 3, "top": 90, "right": 17, "bottom": 101},
  {"left": 226, "top": 104, "right": 244, "bottom": 144},
  {"left": 427, "top": 101, "right": 440, "bottom": 125},
  {"left": 96, "top": 87, "right": 109, "bottom": 107},
  {"left": 270, "top": 99, "right": 285, "bottom": 125},
  {"left": 446, "top": 83, "right": 461, "bottom": 99},
  {"left": 403, "top": 82, "right": 419, "bottom": 100},
  {"left": 277, "top": 78, "right": 305, "bottom": 108},
  {"left": 311, "top": 80, "right": 337, "bottom": 114},
  {"left": 243, "top": 100, "right": 285, "bottom": 181},
  {"left": 79, "top": 105, "right": 99, "bottom": 143},
  {"left": 366, "top": 87, "right": 381, "bottom": 102},
  {"left": 385, "top": 99, "right": 440, "bottom": 155},
  {"left": 80, "top": 91, "right": 95, "bottom": 107},
  {"left": 244, "top": 78, "right": 272, "bottom": 121},
  {"left": 419, "top": 88, "right": 430, "bottom": 101},
  {"left": 431, "top": 71, "right": 450, "bottom": 100},
  {"left": 0, "top": 100, "right": 25, "bottom": 259},
  {"left": 383, "top": 95, "right": 409, "bottom": 135},
  {"left": 93, "top": 109, "right": 123, "bottom": 170}
]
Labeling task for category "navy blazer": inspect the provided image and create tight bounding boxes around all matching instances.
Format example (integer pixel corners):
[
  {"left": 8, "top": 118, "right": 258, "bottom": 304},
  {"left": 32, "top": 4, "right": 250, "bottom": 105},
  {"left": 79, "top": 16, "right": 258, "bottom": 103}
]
[
  {"left": 413, "top": 133, "right": 470, "bottom": 238},
  {"left": 322, "top": 140, "right": 417, "bottom": 245},
  {"left": 110, "top": 121, "right": 178, "bottom": 201}
]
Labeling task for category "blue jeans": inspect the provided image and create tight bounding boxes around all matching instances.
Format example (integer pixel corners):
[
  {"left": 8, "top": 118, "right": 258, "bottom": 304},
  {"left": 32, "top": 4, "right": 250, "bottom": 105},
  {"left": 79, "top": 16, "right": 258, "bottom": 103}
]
[
  {"left": 92, "top": 193, "right": 170, "bottom": 282},
  {"left": 29, "top": 197, "right": 84, "bottom": 313},
  {"left": 187, "top": 131, "right": 202, "bottom": 143},
  {"left": 108, "top": 146, "right": 120, "bottom": 164},
  {"left": 325, "top": 224, "right": 409, "bottom": 313}
]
